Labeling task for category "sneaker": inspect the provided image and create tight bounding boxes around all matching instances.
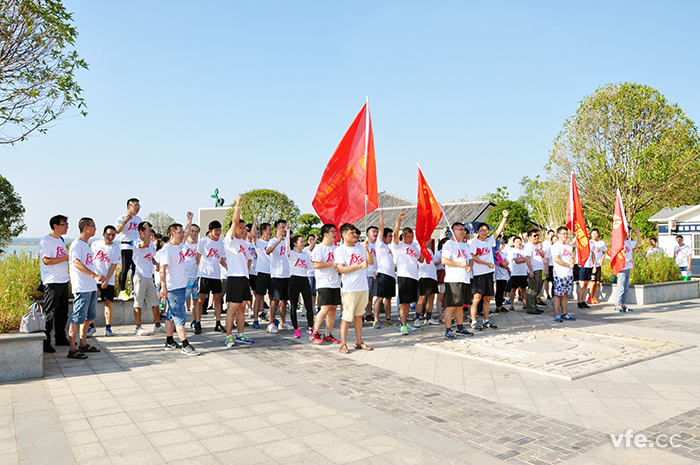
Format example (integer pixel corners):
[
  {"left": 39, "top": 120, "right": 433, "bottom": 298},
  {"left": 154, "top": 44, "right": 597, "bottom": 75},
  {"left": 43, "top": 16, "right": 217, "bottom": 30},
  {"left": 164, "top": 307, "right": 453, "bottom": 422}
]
[
  {"left": 373, "top": 320, "right": 381, "bottom": 329},
  {"left": 414, "top": 318, "right": 422, "bottom": 328},
  {"left": 194, "top": 322, "right": 202, "bottom": 335},
  {"left": 189, "top": 321, "right": 196, "bottom": 329},
  {"left": 580, "top": 302, "right": 590, "bottom": 309},
  {"left": 364, "top": 314, "right": 374, "bottom": 323},
  {"left": 87, "top": 326, "right": 97, "bottom": 338},
  {"left": 273, "top": 318, "right": 280, "bottom": 327},
  {"left": 104, "top": 328, "right": 114, "bottom": 337},
  {"left": 118, "top": 290, "right": 130, "bottom": 301},
  {"left": 400, "top": 324, "right": 409, "bottom": 336},
  {"left": 225, "top": 335, "right": 235, "bottom": 347},
  {"left": 554, "top": 315, "right": 563, "bottom": 322},
  {"left": 616, "top": 306, "right": 626, "bottom": 313},
  {"left": 294, "top": 329, "right": 301, "bottom": 338},
  {"left": 267, "top": 324, "right": 278, "bottom": 334},
  {"left": 214, "top": 322, "right": 225, "bottom": 332},
  {"left": 483, "top": 320, "right": 498, "bottom": 329},
  {"left": 323, "top": 333, "right": 340, "bottom": 344},
  {"left": 153, "top": 324, "right": 165, "bottom": 333},
  {"left": 385, "top": 318, "right": 397, "bottom": 326},
  {"left": 562, "top": 313, "right": 576, "bottom": 321},
  {"left": 470, "top": 320, "right": 483, "bottom": 331},
  {"left": 444, "top": 329, "right": 456, "bottom": 340},
  {"left": 591, "top": 297, "right": 599, "bottom": 304},
  {"left": 135, "top": 326, "right": 151, "bottom": 336},
  {"left": 43, "top": 341, "right": 56, "bottom": 353},
  {"left": 537, "top": 300, "right": 547, "bottom": 307},
  {"left": 235, "top": 333, "right": 254, "bottom": 344},
  {"left": 527, "top": 309, "right": 544, "bottom": 314},
  {"left": 405, "top": 324, "right": 416, "bottom": 332},
  {"left": 455, "top": 327, "right": 474, "bottom": 337},
  {"left": 586, "top": 297, "right": 593, "bottom": 304},
  {"left": 252, "top": 321, "right": 260, "bottom": 329},
  {"left": 201, "top": 308, "right": 208, "bottom": 315},
  {"left": 164, "top": 341, "right": 181, "bottom": 351},
  {"left": 280, "top": 322, "right": 294, "bottom": 331},
  {"left": 496, "top": 306, "right": 509, "bottom": 314},
  {"left": 505, "top": 297, "right": 511, "bottom": 305},
  {"left": 310, "top": 332, "right": 323, "bottom": 344},
  {"left": 427, "top": 318, "right": 440, "bottom": 325},
  {"left": 181, "top": 344, "right": 199, "bottom": 356},
  {"left": 306, "top": 327, "right": 314, "bottom": 335},
  {"left": 622, "top": 305, "right": 633, "bottom": 312}
]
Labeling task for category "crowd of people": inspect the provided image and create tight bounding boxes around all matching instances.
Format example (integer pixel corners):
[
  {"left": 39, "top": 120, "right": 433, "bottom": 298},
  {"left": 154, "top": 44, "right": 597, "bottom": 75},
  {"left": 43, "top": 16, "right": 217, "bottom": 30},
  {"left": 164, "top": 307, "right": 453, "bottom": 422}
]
[{"left": 38, "top": 197, "right": 685, "bottom": 358}]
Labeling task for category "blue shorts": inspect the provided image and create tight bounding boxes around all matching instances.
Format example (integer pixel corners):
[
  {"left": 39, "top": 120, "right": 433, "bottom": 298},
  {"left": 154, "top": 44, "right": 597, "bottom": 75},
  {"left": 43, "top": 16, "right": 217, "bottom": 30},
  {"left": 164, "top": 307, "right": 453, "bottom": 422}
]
[
  {"left": 308, "top": 276, "right": 317, "bottom": 296},
  {"left": 185, "top": 278, "right": 199, "bottom": 300},
  {"left": 166, "top": 287, "right": 187, "bottom": 327},
  {"left": 72, "top": 291, "right": 97, "bottom": 324}
]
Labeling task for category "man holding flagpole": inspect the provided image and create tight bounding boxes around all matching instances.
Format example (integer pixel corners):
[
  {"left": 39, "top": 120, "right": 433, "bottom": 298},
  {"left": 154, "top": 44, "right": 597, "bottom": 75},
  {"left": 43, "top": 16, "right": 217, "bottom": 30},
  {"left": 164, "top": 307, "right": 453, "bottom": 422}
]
[
  {"left": 615, "top": 228, "right": 641, "bottom": 312},
  {"left": 609, "top": 189, "right": 639, "bottom": 313}
]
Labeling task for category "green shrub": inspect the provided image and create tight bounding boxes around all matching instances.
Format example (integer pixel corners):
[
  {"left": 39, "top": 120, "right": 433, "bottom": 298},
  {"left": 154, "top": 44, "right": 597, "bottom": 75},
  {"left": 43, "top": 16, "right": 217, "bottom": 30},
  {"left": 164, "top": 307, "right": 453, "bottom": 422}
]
[
  {"left": 600, "top": 251, "right": 681, "bottom": 285},
  {"left": 0, "top": 255, "right": 42, "bottom": 333}
]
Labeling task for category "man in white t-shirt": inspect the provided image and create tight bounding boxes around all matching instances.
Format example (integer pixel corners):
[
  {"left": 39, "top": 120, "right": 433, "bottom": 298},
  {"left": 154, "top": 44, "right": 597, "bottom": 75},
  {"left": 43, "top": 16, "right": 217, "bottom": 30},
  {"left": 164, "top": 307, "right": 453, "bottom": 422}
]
[
  {"left": 469, "top": 211, "right": 508, "bottom": 330},
  {"left": 550, "top": 226, "right": 576, "bottom": 322},
  {"left": 67, "top": 218, "right": 105, "bottom": 359},
  {"left": 183, "top": 223, "right": 200, "bottom": 313},
  {"left": 441, "top": 223, "right": 474, "bottom": 339},
  {"left": 674, "top": 235, "right": 692, "bottom": 279},
  {"left": 523, "top": 228, "right": 545, "bottom": 315},
  {"left": 90, "top": 225, "right": 122, "bottom": 336},
  {"left": 615, "top": 228, "right": 641, "bottom": 312},
  {"left": 543, "top": 230, "right": 555, "bottom": 300},
  {"left": 133, "top": 222, "right": 163, "bottom": 336},
  {"left": 363, "top": 225, "right": 379, "bottom": 324},
  {"left": 303, "top": 234, "right": 318, "bottom": 315},
  {"left": 393, "top": 212, "right": 424, "bottom": 335},
  {"left": 159, "top": 212, "right": 199, "bottom": 355},
  {"left": 335, "top": 223, "right": 374, "bottom": 354},
  {"left": 373, "top": 210, "right": 396, "bottom": 328},
  {"left": 253, "top": 222, "right": 273, "bottom": 328},
  {"left": 40, "top": 215, "right": 71, "bottom": 353},
  {"left": 115, "top": 198, "right": 143, "bottom": 301},
  {"left": 265, "top": 219, "right": 292, "bottom": 333},
  {"left": 587, "top": 229, "right": 607, "bottom": 304},
  {"left": 310, "top": 224, "right": 341, "bottom": 344},
  {"left": 195, "top": 220, "right": 227, "bottom": 334}
]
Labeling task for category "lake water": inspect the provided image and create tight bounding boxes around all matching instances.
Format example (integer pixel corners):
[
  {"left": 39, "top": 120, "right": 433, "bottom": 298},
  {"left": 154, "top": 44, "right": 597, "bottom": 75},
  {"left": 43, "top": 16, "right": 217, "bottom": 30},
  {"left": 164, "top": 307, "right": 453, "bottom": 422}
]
[{"left": 2, "top": 244, "right": 40, "bottom": 259}]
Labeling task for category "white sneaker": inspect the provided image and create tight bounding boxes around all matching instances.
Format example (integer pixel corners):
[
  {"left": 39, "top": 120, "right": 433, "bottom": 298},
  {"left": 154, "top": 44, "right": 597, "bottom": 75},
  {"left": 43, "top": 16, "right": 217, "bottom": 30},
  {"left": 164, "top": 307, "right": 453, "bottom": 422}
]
[
  {"left": 86, "top": 327, "right": 96, "bottom": 338},
  {"left": 414, "top": 318, "right": 422, "bottom": 328},
  {"left": 135, "top": 326, "right": 151, "bottom": 336},
  {"left": 153, "top": 324, "right": 165, "bottom": 333},
  {"left": 406, "top": 324, "right": 416, "bottom": 332},
  {"left": 428, "top": 318, "right": 440, "bottom": 325},
  {"left": 267, "top": 324, "right": 279, "bottom": 334},
  {"left": 280, "top": 322, "right": 294, "bottom": 331}
]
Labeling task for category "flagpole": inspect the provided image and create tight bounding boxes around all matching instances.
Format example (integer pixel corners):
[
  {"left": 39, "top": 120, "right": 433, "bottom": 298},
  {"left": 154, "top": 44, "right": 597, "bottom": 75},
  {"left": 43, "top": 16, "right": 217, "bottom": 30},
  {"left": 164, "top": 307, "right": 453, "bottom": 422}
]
[{"left": 364, "top": 96, "right": 369, "bottom": 236}]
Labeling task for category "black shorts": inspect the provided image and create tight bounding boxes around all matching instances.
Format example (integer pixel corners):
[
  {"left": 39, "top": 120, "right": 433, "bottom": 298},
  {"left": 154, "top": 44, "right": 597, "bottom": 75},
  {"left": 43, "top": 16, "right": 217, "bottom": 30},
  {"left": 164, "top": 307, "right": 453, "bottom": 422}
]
[
  {"left": 249, "top": 274, "right": 257, "bottom": 293},
  {"left": 199, "top": 277, "right": 222, "bottom": 295},
  {"left": 99, "top": 285, "right": 115, "bottom": 302},
  {"left": 445, "top": 282, "right": 469, "bottom": 307},
  {"left": 317, "top": 287, "right": 341, "bottom": 307},
  {"left": 572, "top": 264, "right": 580, "bottom": 280},
  {"left": 376, "top": 273, "right": 396, "bottom": 298},
  {"left": 226, "top": 276, "right": 251, "bottom": 303},
  {"left": 590, "top": 267, "right": 601, "bottom": 282},
  {"left": 255, "top": 272, "right": 271, "bottom": 296},
  {"left": 418, "top": 278, "right": 438, "bottom": 296},
  {"left": 547, "top": 265, "right": 554, "bottom": 282},
  {"left": 471, "top": 273, "right": 494, "bottom": 297},
  {"left": 511, "top": 275, "right": 528, "bottom": 289},
  {"left": 578, "top": 267, "right": 593, "bottom": 282},
  {"left": 270, "top": 277, "right": 289, "bottom": 301},
  {"left": 398, "top": 277, "right": 419, "bottom": 304}
]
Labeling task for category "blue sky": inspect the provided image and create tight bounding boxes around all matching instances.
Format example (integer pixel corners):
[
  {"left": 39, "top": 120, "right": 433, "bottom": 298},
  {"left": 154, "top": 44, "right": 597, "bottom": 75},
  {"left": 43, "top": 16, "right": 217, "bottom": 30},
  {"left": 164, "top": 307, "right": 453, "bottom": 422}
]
[{"left": 4, "top": 1, "right": 700, "bottom": 238}]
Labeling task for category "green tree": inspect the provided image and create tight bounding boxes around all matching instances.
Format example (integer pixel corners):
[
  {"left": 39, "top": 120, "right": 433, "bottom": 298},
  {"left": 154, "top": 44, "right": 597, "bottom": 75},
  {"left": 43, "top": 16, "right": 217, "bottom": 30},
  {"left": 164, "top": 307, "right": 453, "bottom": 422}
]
[
  {"left": 486, "top": 200, "right": 532, "bottom": 237},
  {"left": 518, "top": 175, "right": 567, "bottom": 231},
  {"left": 0, "top": 175, "right": 26, "bottom": 250},
  {"left": 478, "top": 186, "right": 510, "bottom": 204},
  {"left": 145, "top": 212, "right": 175, "bottom": 237},
  {"left": 549, "top": 82, "right": 700, "bottom": 232},
  {"left": 296, "top": 213, "right": 321, "bottom": 238},
  {"left": 225, "top": 189, "right": 301, "bottom": 231},
  {"left": 0, "top": 0, "right": 88, "bottom": 144}
]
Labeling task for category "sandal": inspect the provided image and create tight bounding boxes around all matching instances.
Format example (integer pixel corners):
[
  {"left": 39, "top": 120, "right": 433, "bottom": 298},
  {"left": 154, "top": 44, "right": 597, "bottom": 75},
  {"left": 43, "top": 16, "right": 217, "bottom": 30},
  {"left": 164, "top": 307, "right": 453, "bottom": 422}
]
[
  {"left": 79, "top": 344, "right": 100, "bottom": 353},
  {"left": 339, "top": 344, "right": 349, "bottom": 354},
  {"left": 67, "top": 350, "right": 88, "bottom": 359},
  {"left": 354, "top": 342, "right": 373, "bottom": 351}
]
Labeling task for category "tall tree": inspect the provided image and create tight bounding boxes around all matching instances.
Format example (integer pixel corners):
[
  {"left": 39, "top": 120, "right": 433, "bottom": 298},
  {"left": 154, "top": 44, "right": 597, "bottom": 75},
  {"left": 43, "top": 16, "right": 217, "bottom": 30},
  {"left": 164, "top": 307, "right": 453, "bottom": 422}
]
[
  {"left": 0, "top": 175, "right": 26, "bottom": 250},
  {"left": 0, "top": 0, "right": 88, "bottom": 144},
  {"left": 144, "top": 212, "right": 175, "bottom": 237},
  {"left": 486, "top": 200, "right": 532, "bottom": 237},
  {"left": 549, "top": 82, "right": 700, "bottom": 229},
  {"left": 296, "top": 213, "right": 321, "bottom": 238},
  {"left": 518, "top": 175, "right": 567, "bottom": 231},
  {"left": 225, "top": 189, "right": 300, "bottom": 231}
]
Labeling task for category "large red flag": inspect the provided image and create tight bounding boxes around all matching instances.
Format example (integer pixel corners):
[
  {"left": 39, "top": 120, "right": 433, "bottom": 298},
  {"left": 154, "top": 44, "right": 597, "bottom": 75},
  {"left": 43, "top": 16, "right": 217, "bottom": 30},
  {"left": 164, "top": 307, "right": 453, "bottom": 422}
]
[
  {"left": 415, "top": 165, "right": 443, "bottom": 262},
  {"left": 566, "top": 172, "right": 590, "bottom": 266},
  {"left": 609, "top": 189, "right": 628, "bottom": 274},
  {"left": 312, "top": 102, "right": 378, "bottom": 227}
]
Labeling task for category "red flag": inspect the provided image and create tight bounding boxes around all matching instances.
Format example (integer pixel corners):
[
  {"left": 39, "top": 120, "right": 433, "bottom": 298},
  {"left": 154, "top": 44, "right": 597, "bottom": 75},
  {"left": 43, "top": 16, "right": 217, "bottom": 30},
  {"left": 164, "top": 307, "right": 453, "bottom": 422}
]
[
  {"left": 609, "top": 189, "right": 628, "bottom": 274},
  {"left": 566, "top": 172, "right": 590, "bottom": 267},
  {"left": 415, "top": 165, "right": 443, "bottom": 262},
  {"left": 312, "top": 103, "right": 378, "bottom": 227}
]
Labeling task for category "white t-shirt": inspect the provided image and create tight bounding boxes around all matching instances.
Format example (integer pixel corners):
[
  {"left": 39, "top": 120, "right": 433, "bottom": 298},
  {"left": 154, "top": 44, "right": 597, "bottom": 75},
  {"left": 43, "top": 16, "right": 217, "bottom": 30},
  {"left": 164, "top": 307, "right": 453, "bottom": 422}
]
[
  {"left": 441, "top": 240, "right": 469, "bottom": 283},
  {"left": 674, "top": 244, "right": 691, "bottom": 268},
  {"left": 392, "top": 241, "right": 420, "bottom": 280},
  {"left": 470, "top": 236, "right": 496, "bottom": 276},
  {"left": 591, "top": 239, "right": 607, "bottom": 267},
  {"left": 115, "top": 214, "right": 142, "bottom": 251},
  {"left": 160, "top": 242, "right": 187, "bottom": 290},
  {"left": 154, "top": 248, "right": 162, "bottom": 282},
  {"left": 335, "top": 243, "right": 369, "bottom": 293},
  {"left": 69, "top": 238, "right": 97, "bottom": 293},
  {"left": 197, "top": 236, "right": 226, "bottom": 279},
  {"left": 290, "top": 250, "right": 312, "bottom": 277},
  {"left": 460, "top": 241, "right": 473, "bottom": 282},
  {"left": 256, "top": 239, "right": 271, "bottom": 274},
  {"left": 418, "top": 251, "right": 440, "bottom": 280},
  {"left": 267, "top": 237, "right": 291, "bottom": 278},
  {"left": 523, "top": 242, "right": 544, "bottom": 271},
  {"left": 183, "top": 240, "right": 198, "bottom": 279},
  {"left": 495, "top": 250, "right": 510, "bottom": 281},
  {"left": 224, "top": 235, "right": 251, "bottom": 278},
  {"left": 312, "top": 244, "right": 340, "bottom": 289},
  {"left": 624, "top": 240, "right": 638, "bottom": 271},
  {"left": 365, "top": 241, "right": 378, "bottom": 277},
  {"left": 39, "top": 234, "right": 69, "bottom": 284},
  {"left": 550, "top": 242, "right": 574, "bottom": 278},
  {"left": 507, "top": 248, "right": 529, "bottom": 276},
  {"left": 246, "top": 240, "right": 258, "bottom": 276},
  {"left": 91, "top": 240, "right": 121, "bottom": 286},
  {"left": 134, "top": 241, "right": 156, "bottom": 278},
  {"left": 375, "top": 240, "right": 395, "bottom": 277},
  {"left": 303, "top": 246, "right": 315, "bottom": 277}
]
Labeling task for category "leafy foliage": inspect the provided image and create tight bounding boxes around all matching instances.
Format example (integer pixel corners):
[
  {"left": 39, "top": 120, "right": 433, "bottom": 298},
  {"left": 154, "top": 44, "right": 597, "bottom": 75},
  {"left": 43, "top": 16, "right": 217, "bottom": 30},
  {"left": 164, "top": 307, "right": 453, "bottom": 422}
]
[
  {"left": 478, "top": 186, "right": 510, "bottom": 205},
  {"left": 486, "top": 200, "right": 532, "bottom": 237},
  {"left": 296, "top": 213, "right": 321, "bottom": 238},
  {"left": 144, "top": 212, "right": 175, "bottom": 237},
  {"left": 518, "top": 175, "right": 567, "bottom": 232},
  {"left": 224, "top": 189, "right": 301, "bottom": 231},
  {"left": 600, "top": 250, "right": 681, "bottom": 285},
  {"left": 0, "top": 175, "right": 26, "bottom": 250},
  {"left": 0, "top": 0, "right": 89, "bottom": 144},
  {"left": 0, "top": 254, "right": 41, "bottom": 333}
]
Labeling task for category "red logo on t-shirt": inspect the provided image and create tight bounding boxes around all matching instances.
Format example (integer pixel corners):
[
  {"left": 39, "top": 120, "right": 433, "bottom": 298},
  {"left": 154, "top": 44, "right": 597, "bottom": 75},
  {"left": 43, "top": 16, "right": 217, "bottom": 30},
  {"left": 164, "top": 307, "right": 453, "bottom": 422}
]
[
  {"left": 405, "top": 247, "right": 418, "bottom": 258},
  {"left": 327, "top": 252, "right": 334, "bottom": 262},
  {"left": 94, "top": 250, "right": 110, "bottom": 263},
  {"left": 144, "top": 253, "right": 153, "bottom": 261},
  {"left": 476, "top": 247, "right": 489, "bottom": 257},
  {"left": 561, "top": 249, "right": 572, "bottom": 260},
  {"left": 184, "top": 247, "right": 196, "bottom": 257},
  {"left": 127, "top": 222, "right": 138, "bottom": 231},
  {"left": 294, "top": 259, "right": 308, "bottom": 269},
  {"left": 56, "top": 247, "right": 67, "bottom": 258},
  {"left": 179, "top": 252, "right": 185, "bottom": 264},
  {"left": 349, "top": 254, "right": 364, "bottom": 265},
  {"left": 206, "top": 248, "right": 221, "bottom": 259},
  {"left": 238, "top": 245, "right": 246, "bottom": 254},
  {"left": 279, "top": 245, "right": 287, "bottom": 256},
  {"left": 85, "top": 252, "right": 94, "bottom": 266}
]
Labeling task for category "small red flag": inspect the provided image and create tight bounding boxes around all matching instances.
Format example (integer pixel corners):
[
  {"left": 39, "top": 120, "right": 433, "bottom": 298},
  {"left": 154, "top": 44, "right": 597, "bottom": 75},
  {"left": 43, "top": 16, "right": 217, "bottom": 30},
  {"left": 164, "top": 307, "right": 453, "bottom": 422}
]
[
  {"left": 609, "top": 189, "right": 628, "bottom": 275},
  {"left": 566, "top": 172, "right": 590, "bottom": 267},
  {"left": 415, "top": 165, "right": 443, "bottom": 262},
  {"left": 312, "top": 103, "right": 378, "bottom": 227}
]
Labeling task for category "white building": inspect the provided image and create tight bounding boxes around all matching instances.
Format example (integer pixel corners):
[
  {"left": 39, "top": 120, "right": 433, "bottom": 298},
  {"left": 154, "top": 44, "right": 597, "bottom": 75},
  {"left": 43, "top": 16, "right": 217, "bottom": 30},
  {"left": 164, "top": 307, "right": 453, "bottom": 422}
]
[{"left": 648, "top": 205, "right": 700, "bottom": 274}]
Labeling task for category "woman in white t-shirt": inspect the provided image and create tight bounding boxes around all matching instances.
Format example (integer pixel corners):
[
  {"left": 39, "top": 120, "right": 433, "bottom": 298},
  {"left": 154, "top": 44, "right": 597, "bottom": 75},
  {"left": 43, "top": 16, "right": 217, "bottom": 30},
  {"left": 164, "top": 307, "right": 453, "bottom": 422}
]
[
  {"left": 288, "top": 235, "right": 314, "bottom": 338},
  {"left": 507, "top": 237, "right": 529, "bottom": 311}
]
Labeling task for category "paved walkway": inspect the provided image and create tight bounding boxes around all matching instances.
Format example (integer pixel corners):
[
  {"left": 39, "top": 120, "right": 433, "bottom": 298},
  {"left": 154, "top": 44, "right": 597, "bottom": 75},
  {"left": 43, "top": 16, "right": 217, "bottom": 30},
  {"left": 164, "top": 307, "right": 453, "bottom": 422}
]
[{"left": 2, "top": 298, "right": 700, "bottom": 464}]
